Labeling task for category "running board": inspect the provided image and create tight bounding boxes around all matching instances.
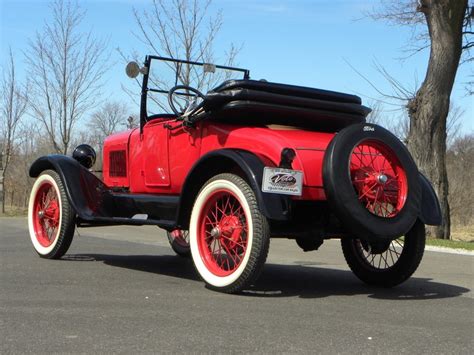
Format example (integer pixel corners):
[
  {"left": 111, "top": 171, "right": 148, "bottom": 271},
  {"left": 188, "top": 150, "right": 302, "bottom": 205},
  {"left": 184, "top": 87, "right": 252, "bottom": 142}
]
[
  {"left": 75, "top": 193, "right": 180, "bottom": 230},
  {"left": 77, "top": 216, "right": 175, "bottom": 229}
]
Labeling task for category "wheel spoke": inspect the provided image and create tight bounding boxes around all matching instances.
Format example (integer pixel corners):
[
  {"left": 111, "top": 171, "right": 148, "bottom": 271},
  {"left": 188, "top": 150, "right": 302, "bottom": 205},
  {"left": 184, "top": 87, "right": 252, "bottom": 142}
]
[
  {"left": 358, "top": 182, "right": 379, "bottom": 200},
  {"left": 354, "top": 236, "right": 405, "bottom": 270},
  {"left": 220, "top": 241, "right": 239, "bottom": 265},
  {"left": 394, "top": 239, "right": 404, "bottom": 248},
  {"left": 388, "top": 247, "right": 396, "bottom": 265}
]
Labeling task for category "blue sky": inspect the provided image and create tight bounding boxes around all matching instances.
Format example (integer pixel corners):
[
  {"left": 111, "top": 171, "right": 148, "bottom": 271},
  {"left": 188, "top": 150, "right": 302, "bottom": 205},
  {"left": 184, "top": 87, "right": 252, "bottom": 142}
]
[{"left": 1, "top": 0, "right": 472, "bottom": 131}]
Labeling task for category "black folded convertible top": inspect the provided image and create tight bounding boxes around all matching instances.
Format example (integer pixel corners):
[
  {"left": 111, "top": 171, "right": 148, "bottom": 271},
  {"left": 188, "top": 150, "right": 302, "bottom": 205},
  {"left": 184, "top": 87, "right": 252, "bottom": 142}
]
[
  {"left": 211, "top": 79, "right": 363, "bottom": 105},
  {"left": 201, "top": 80, "right": 371, "bottom": 131}
]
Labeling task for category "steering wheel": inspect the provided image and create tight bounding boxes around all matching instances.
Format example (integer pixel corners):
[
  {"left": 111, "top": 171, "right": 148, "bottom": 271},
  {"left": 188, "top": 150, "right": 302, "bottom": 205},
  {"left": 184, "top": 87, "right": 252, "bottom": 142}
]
[{"left": 168, "top": 85, "right": 205, "bottom": 117}]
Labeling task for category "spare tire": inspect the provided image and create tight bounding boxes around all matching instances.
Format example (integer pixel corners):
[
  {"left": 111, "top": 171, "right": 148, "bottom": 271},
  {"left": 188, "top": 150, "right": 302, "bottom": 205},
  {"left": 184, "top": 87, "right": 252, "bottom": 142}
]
[{"left": 323, "top": 123, "right": 421, "bottom": 240}]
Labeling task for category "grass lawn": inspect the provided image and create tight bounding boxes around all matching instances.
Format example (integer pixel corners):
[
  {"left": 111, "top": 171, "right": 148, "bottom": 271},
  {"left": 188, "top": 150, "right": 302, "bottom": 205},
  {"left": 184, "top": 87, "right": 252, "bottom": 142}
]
[{"left": 426, "top": 238, "right": 474, "bottom": 251}]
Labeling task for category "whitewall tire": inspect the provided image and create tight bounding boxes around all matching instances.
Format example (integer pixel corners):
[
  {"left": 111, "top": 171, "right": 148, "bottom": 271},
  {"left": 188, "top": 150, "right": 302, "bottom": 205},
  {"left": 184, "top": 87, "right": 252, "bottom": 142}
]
[
  {"left": 189, "top": 173, "right": 270, "bottom": 293},
  {"left": 28, "top": 170, "right": 75, "bottom": 259}
]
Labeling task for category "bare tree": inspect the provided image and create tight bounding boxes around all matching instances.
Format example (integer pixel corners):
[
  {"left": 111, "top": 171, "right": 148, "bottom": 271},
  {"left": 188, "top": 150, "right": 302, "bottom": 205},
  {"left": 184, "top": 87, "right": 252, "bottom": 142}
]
[
  {"left": 446, "top": 133, "right": 474, "bottom": 228},
  {"left": 88, "top": 101, "right": 129, "bottom": 140},
  {"left": 0, "top": 49, "right": 28, "bottom": 214},
  {"left": 127, "top": 0, "right": 239, "bottom": 112},
  {"left": 365, "top": 100, "right": 385, "bottom": 124},
  {"left": 81, "top": 101, "right": 129, "bottom": 172},
  {"left": 26, "top": 0, "right": 108, "bottom": 155},
  {"left": 370, "top": 0, "right": 471, "bottom": 239}
]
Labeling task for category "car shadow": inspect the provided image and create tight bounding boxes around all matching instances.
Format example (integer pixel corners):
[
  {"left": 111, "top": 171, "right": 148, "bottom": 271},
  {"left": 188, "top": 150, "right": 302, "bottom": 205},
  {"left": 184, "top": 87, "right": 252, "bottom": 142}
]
[{"left": 63, "top": 253, "right": 470, "bottom": 300}]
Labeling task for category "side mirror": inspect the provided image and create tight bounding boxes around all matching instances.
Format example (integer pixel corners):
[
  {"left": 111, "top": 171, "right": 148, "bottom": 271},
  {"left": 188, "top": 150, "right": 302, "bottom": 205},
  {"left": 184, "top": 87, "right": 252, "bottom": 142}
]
[{"left": 125, "top": 61, "right": 142, "bottom": 78}]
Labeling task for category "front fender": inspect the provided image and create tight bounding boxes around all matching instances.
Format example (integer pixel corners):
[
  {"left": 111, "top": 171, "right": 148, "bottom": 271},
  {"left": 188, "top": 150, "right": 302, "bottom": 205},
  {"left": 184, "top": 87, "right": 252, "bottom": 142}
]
[
  {"left": 419, "top": 173, "right": 442, "bottom": 226},
  {"left": 30, "top": 155, "right": 113, "bottom": 220},
  {"left": 177, "top": 149, "right": 291, "bottom": 228}
]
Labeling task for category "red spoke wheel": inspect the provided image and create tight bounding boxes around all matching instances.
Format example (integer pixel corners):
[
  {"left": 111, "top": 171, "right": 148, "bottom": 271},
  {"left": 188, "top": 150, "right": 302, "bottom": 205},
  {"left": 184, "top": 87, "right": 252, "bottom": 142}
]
[
  {"left": 341, "top": 220, "right": 425, "bottom": 287},
  {"left": 190, "top": 173, "right": 270, "bottom": 293},
  {"left": 167, "top": 229, "right": 191, "bottom": 257},
  {"left": 323, "top": 123, "right": 421, "bottom": 241},
  {"left": 28, "top": 170, "right": 75, "bottom": 259},
  {"left": 350, "top": 140, "right": 408, "bottom": 218}
]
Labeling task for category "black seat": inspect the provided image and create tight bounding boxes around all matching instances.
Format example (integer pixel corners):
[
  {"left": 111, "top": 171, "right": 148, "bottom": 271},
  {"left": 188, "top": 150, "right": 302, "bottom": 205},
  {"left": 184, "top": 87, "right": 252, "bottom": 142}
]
[{"left": 202, "top": 80, "right": 371, "bottom": 131}]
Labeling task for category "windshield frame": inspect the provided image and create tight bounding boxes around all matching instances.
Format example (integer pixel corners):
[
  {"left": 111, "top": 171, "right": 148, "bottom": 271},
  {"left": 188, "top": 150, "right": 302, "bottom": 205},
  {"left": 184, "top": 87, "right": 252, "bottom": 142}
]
[{"left": 140, "top": 55, "right": 250, "bottom": 132}]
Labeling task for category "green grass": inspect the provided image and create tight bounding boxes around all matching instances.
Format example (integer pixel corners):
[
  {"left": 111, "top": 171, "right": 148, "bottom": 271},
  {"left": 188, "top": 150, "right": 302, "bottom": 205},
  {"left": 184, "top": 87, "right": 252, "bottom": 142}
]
[{"left": 426, "top": 238, "right": 474, "bottom": 251}]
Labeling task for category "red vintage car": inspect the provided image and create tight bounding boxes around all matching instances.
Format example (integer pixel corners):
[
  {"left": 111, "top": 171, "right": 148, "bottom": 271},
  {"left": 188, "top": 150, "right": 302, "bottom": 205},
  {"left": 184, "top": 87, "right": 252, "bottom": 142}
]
[{"left": 28, "top": 56, "right": 441, "bottom": 293}]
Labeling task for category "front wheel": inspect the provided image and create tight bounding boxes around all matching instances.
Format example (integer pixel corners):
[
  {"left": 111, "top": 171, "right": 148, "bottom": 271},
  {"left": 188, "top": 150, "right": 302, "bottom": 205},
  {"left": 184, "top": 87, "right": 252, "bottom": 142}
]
[
  {"left": 341, "top": 220, "right": 425, "bottom": 287},
  {"left": 28, "top": 170, "right": 76, "bottom": 259},
  {"left": 167, "top": 229, "right": 191, "bottom": 257},
  {"left": 189, "top": 173, "right": 270, "bottom": 293}
]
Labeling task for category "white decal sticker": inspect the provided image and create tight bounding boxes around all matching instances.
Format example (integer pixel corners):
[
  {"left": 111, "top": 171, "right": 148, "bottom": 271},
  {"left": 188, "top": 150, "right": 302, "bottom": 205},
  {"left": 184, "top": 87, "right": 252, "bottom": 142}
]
[{"left": 262, "top": 167, "right": 303, "bottom": 196}]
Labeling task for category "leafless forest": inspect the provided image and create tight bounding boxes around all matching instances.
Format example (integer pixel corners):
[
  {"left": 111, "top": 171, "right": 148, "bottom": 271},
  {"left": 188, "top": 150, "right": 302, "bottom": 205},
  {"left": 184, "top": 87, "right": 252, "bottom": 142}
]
[{"left": 1, "top": 0, "right": 473, "bottom": 240}]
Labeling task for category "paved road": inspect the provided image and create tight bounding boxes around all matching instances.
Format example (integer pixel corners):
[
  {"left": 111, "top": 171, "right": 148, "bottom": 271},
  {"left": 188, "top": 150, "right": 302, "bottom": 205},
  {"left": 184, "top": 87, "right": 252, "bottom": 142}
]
[{"left": 1, "top": 217, "right": 473, "bottom": 354}]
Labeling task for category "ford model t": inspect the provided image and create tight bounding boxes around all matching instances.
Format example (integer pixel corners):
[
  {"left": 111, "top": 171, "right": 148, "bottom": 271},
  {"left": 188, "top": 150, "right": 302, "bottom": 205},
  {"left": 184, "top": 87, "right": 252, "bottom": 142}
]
[{"left": 28, "top": 56, "right": 441, "bottom": 293}]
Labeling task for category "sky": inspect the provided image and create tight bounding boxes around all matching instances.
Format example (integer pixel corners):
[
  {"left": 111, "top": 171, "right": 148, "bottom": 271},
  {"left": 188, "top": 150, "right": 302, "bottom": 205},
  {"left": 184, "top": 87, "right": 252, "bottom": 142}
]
[{"left": 0, "top": 0, "right": 473, "bottom": 131}]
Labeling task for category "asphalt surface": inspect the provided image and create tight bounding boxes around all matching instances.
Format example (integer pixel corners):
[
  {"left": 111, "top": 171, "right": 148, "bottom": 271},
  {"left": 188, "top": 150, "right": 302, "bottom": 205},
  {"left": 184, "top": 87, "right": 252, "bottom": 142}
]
[{"left": 1, "top": 217, "right": 473, "bottom": 354}]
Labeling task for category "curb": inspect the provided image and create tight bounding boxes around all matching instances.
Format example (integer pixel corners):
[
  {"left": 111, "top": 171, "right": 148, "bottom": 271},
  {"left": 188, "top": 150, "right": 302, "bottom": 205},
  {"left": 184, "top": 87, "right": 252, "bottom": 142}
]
[{"left": 425, "top": 245, "right": 474, "bottom": 256}]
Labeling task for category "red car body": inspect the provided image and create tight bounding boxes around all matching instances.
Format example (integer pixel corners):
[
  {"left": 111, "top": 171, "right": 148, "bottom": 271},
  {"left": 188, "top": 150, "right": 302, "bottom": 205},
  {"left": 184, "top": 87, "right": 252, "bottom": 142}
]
[{"left": 103, "top": 120, "right": 331, "bottom": 201}]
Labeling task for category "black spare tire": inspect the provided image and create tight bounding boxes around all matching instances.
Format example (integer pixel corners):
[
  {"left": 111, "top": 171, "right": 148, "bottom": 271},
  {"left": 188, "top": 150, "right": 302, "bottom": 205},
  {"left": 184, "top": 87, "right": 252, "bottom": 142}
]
[{"left": 323, "top": 123, "right": 421, "bottom": 240}]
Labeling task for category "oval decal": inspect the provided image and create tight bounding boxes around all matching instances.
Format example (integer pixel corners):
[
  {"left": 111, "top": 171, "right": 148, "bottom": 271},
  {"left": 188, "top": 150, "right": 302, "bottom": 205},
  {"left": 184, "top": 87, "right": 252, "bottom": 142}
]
[{"left": 270, "top": 173, "right": 297, "bottom": 187}]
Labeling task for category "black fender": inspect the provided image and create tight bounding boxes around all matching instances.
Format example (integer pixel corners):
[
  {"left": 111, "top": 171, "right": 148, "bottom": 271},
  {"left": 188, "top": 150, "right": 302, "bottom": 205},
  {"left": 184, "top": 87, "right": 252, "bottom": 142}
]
[
  {"left": 419, "top": 173, "right": 442, "bottom": 226},
  {"left": 29, "top": 155, "right": 114, "bottom": 220},
  {"left": 176, "top": 149, "right": 291, "bottom": 228}
]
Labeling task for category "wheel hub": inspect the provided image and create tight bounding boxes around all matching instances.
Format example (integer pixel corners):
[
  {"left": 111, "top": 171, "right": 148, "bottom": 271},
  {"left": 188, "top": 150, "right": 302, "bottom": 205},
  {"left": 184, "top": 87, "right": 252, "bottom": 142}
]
[
  {"left": 210, "top": 227, "right": 221, "bottom": 238},
  {"left": 377, "top": 174, "right": 388, "bottom": 184},
  {"left": 361, "top": 240, "right": 391, "bottom": 254},
  {"left": 38, "top": 210, "right": 45, "bottom": 219}
]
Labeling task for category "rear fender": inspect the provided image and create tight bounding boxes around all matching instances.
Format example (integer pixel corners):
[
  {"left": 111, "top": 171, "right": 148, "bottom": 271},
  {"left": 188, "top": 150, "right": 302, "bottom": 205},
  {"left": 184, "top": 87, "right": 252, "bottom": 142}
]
[
  {"left": 419, "top": 173, "right": 442, "bottom": 226},
  {"left": 176, "top": 149, "right": 291, "bottom": 228},
  {"left": 29, "top": 155, "right": 114, "bottom": 220}
]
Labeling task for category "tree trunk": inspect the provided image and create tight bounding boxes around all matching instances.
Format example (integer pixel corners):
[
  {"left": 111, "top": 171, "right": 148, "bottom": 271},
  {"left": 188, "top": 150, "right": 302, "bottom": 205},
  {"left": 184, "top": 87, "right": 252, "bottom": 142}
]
[
  {"left": 0, "top": 173, "right": 4, "bottom": 214},
  {"left": 407, "top": 0, "right": 466, "bottom": 239}
]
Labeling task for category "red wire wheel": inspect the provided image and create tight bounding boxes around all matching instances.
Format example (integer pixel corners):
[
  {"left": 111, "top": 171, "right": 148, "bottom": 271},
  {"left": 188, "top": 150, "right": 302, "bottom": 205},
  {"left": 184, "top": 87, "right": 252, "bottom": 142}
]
[
  {"left": 197, "top": 189, "right": 249, "bottom": 277},
  {"left": 32, "top": 181, "right": 61, "bottom": 247},
  {"left": 350, "top": 140, "right": 408, "bottom": 218},
  {"left": 167, "top": 229, "right": 191, "bottom": 257},
  {"left": 189, "top": 174, "right": 270, "bottom": 293},
  {"left": 323, "top": 124, "right": 421, "bottom": 241},
  {"left": 28, "top": 170, "right": 76, "bottom": 259}
]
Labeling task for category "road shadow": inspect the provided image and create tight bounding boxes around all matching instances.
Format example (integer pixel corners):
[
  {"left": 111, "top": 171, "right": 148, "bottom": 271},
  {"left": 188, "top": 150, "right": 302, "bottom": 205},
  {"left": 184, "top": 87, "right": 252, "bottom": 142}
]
[{"left": 63, "top": 253, "right": 470, "bottom": 300}]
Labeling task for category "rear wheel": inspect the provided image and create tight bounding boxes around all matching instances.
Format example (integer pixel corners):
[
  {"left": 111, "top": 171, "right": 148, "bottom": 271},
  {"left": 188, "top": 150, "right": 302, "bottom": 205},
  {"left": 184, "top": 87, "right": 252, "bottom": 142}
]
[
  {"left": 167, "top": 229, "right": 191, "bottom": 257},
  {"left": 323, "top": 123, "right": 421, "bottom": 240},
  {"left": 189, "top": 173, "right": 270, "bottom": 293},
  {"left": 28, "top": 170, "right": 75, "bottom": 259},
  {"left": 341, "top": 220, "right": 425, "bottom": 287}
]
